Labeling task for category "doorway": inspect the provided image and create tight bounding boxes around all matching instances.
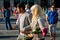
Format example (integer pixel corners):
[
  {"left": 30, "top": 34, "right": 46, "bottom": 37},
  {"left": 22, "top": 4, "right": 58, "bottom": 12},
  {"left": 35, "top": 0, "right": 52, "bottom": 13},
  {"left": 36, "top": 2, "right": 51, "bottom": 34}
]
[{"left": 4, "top": 0, "right": 10, "bottom": 9}]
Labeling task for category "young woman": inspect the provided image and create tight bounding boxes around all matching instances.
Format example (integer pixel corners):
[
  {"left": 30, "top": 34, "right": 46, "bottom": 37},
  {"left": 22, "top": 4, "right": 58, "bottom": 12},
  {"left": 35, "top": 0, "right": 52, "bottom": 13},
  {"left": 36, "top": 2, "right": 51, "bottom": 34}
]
[
  {"left": 30, "top": 4, "right": 45, "bottom": 40},
  {"left": 30, "top": 4, "right": 43, "bottom": 32},
  {"left": 13, "top": 3, "right": 31, "bottom": 40}
]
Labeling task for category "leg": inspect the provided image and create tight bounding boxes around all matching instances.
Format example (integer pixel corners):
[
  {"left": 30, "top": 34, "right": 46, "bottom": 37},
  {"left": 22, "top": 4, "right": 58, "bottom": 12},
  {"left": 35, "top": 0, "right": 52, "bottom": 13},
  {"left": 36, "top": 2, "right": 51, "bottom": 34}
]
[
  {"left": 53, "top": 24, "right": 56, "bottom": 40},
  {"left": 17, "top": 34, "right": 24, "bottom": 40},
  {"left": 53, "top": 33, "right": 56, "bottom": 40},
  {"left": 49, "top": 25, "right": 53, "bottom": 40},
  {"left": 7, "top": 18, "right": 12, "bottom": 30},
  {"left": 5, "top": 17, "right": 9, "bottom": 30}
]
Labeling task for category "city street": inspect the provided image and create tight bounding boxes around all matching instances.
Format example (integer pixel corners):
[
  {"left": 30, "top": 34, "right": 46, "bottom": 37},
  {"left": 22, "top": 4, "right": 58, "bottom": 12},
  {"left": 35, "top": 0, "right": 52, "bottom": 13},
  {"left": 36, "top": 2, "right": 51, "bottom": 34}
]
[
  {"left": 0, "top": 0, "right": 60, "bottom": 40},
  {"left": 0, "top": 30, "right": 60, "bottom": 40},
  {"left": 0, "top": 13, "right": 60, "bottom": 40}
]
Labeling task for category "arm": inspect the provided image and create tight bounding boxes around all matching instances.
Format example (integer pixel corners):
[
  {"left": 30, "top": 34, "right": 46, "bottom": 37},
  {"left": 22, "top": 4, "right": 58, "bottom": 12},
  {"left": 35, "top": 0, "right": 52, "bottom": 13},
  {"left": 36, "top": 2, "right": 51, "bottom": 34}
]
[
  {"left": 38, "top": 18, "right": 43, "bottom": 30},
  {"left": 13, "top": 15, "right": 20, "bottom": 29},
  {"left": 46, "top": 14, "right": 49, "bottom": 24},
  {"left": 54, "top": 11, "right": 58, "bottom": 23},
  {"left": 21, "top": 15, "right": 31, "bottom": 34},
  {"left": 10, "top": 11, "right": 13, "bottom": 16},
  {"left": 54, "top": 10, "right": 58, "bottom": 17},
  {"left": 3, "top": 10, "right": 6, "bottom": 18},
  {"left": 23, "top": 14, "right": 31, "bottom": 31}
]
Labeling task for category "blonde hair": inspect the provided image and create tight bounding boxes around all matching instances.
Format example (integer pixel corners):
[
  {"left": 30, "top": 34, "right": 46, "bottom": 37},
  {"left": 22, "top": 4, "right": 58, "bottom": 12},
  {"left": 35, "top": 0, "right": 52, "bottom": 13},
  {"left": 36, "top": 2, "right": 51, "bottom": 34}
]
[
  {"left": 31, "top": 4, "right": 42, "bottom": 24},
  {"left": 30, "top": 4, "right": 42, "bottom": 30}
]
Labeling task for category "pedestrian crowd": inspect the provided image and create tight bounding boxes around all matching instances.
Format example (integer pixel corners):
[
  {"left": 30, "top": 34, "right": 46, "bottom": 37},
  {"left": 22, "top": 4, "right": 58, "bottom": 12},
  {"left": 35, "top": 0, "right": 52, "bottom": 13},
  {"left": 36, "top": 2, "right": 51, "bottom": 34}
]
[{"left": 0, "top": 2, "right": 59, "bottom": 40}]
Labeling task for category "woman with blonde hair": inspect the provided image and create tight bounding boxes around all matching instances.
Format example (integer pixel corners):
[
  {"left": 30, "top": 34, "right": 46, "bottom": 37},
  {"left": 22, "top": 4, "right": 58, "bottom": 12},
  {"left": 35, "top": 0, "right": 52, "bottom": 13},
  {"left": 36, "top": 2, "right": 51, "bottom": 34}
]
[
  {"left": 30, "top": 4, "right": 43, "bottom": 31},
  {"left": 30, "top": 4, "right": 45, "bottom": 40}
]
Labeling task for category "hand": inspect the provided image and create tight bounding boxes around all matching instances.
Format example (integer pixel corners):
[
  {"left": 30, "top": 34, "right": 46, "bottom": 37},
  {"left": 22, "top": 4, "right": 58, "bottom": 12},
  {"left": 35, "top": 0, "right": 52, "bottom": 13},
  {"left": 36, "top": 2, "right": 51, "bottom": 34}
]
[
  {"left": 13, "top": 25, "right": 17, "bottom": 30},
  {"left": 20, "top": 30, "right": 28, "bottom": 34},
  {"left": 20, "top": 30, "right": 31, "bottom": 34},
  {"left": 28, "top": 34, "right": 33, "bottom": 38},
  {"left": 20, "top": 30, "right": 24, "bottom": 33}
]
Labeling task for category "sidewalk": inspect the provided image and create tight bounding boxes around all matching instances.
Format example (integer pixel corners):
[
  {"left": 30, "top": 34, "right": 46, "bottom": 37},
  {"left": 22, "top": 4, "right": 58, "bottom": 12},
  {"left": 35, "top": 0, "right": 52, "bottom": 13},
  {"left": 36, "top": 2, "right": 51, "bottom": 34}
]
[
  {"left": 0, "top": 30, "right": 19, "bottom": 36},
  {"left": 0, "top": 30, "right": 60, "bottom": 37}
]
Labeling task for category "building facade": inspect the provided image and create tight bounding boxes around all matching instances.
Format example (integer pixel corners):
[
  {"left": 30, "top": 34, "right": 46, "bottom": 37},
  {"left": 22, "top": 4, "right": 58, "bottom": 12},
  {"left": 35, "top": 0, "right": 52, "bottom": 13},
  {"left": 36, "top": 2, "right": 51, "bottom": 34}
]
[
  {"left": 0, "top": 0, "right": 41, "bottom": 7},
  {"left": 0, "top": 0, "right": 60, "bottom": 8}
]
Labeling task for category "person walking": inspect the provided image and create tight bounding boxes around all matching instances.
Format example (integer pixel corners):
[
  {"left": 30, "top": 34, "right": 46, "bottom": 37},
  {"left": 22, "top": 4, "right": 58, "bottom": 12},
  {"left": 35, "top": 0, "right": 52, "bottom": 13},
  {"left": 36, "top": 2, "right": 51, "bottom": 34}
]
[
  {"left": 30, "top": 4, "right": 45, "bottom": 40},
  {"left": 4, "top": 6, "right": 12, "bottom": 30},
  {"left": 13, "top": 2, "right": 31, "bottom": 40},
  {"left": 25, "top": 4, "right": 31, "bottom": 14},
  {"left": 46, "top": 4, "right": 58, "bottom": 40}
]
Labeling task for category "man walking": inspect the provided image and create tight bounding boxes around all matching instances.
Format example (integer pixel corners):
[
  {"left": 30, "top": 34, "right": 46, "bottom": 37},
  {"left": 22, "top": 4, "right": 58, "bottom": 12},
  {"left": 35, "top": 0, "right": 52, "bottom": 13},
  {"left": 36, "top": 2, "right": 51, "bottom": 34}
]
[
  {"left": 4, "top": 6, "right": 12, "bottom": 30},
  {"left": 46, "top": 4, "right": 58, "bottom": 40}
]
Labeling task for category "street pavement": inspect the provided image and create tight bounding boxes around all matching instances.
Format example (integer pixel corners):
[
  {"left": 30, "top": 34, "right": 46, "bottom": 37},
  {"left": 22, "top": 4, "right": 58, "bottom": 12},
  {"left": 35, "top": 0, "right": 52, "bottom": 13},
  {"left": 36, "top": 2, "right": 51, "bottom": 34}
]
[
  {"left": 0, "top": 36, "right": 60, "bottom": 40},
  {"left": 0, "top": 32, "right": 60, "bottom": 40},
  {"left": 0, "top": 17, "right": 60, "bottom": 40},
  {"left": 0, "top": 37, "right": 17, "bottom": 40}
]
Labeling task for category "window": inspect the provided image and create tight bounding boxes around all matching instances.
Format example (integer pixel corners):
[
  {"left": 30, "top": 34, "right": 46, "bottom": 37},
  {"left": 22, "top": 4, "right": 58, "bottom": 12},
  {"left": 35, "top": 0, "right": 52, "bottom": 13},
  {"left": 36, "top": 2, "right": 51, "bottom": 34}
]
[
  {"left": 21, "top": 0, "right": 27, "bottom": 4},
  {"left": 54, "top": 0, "right": 60, "bottom": 8},
  {"left": 28, "top": 0, "right": 34, "bottom": 7},
  {"left": 14, "top": 0, "right": 20, "bottom": 7},
  {"left": 41, "top": 0, "right": 48, "bottom": 8}
]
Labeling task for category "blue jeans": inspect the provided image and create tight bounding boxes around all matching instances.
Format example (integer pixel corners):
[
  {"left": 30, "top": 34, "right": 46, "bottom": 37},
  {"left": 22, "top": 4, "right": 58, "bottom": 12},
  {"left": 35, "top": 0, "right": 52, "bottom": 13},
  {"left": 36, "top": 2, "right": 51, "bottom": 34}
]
[{"left": 5, "top": 17, "right": 12, "bottom": 30}]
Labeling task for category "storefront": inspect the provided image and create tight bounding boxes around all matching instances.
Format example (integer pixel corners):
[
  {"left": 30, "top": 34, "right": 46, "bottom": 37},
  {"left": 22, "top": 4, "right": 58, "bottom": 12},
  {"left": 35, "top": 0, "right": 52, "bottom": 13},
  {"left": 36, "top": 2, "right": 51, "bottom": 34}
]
[
  {"left": 54, "top": 0, "right": 60, "bottom": 8},
  {"left": 0, "top": 0, "right": 60, "bottom": 8},
  {"left": 0, "top": 0, "right": 41, "bottom": 8},
  {"left": 14, "top": 0, "right": 20, "bottom": 7},
  {"left": 4, "top": 0, "right": 10, "bottom": 8},
  {"left": 20, "top": 0, "right": 34, "bottom": 7},
  {"left": 2, "top": 0, "right": 37, "bottom": 8}
]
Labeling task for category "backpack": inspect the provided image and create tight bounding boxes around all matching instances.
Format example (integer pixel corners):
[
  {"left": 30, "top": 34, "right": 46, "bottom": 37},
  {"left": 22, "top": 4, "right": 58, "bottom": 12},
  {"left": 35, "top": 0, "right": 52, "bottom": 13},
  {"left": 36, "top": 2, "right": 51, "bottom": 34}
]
[{"left": 5, "top": 9, "right": 10, "bottom": 17}]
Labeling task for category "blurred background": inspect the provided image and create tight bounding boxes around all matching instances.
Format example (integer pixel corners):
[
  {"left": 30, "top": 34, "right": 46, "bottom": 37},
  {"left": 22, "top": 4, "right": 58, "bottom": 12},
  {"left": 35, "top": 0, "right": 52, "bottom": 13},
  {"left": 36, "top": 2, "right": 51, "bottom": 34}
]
[
  {"left": 0, "top": 0, "right": 60, "bottom": 8},
  {"left": 0, "top": 0, "right": 60, "bottom": 40}
]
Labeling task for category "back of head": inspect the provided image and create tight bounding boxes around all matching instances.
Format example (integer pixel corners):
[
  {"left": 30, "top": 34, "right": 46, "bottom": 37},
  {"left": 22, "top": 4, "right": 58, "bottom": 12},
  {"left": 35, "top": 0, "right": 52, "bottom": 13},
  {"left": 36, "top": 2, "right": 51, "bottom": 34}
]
[
  {"left": 18, "top": 2, "right": 25, "bottom": 10},
  {"left": 25, "top": 4, "right": 30, "bottom": 8},
  {"left": 31, "top": 4, "right": 42, "bottom": 16}
]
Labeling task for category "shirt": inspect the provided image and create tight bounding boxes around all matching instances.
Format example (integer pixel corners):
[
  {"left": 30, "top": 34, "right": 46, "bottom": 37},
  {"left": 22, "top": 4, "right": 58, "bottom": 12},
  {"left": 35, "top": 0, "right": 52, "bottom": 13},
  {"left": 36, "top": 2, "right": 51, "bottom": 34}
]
[
  {"left": 25, "top": 8, "right": 31, "bottom": 13},
  {"left": 4, "top": 9, "right": 10, "bottom": 17},
  {"left": 46, "top": 10, "right": 58, "bottom": 24},
  {"left": 16, "top": 13, "right": 30, "bottom": 35}
]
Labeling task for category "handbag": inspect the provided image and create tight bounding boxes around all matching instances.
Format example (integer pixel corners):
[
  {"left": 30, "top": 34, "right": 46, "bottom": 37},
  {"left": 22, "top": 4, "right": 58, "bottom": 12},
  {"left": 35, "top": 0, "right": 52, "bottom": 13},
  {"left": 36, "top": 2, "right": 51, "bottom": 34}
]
[
  {"left": 41, "top": 27, "right": 48, "bottom": 37},
  {"left": 37, "top": 17, "right": 48, "bottom": 37}
]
